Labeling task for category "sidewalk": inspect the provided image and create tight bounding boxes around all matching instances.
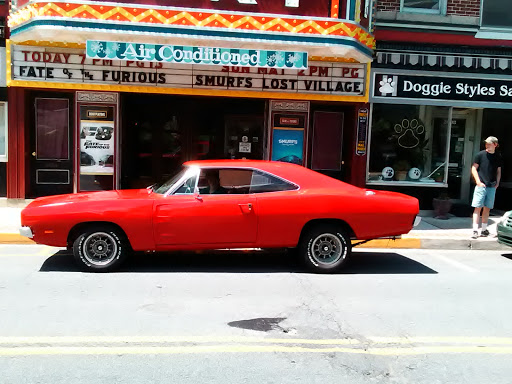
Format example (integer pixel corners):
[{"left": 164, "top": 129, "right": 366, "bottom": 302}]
[
  {"left": 0, "top": 199, "right": 31, "bottom": 244},
  {"left": 365, "top": 210, "right": 508, "bottom": 251},
  {"left": 0, "top": 199, "right": 509, "bottom": 250}
]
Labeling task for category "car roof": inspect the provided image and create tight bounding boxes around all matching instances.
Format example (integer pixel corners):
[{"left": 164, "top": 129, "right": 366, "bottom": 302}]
[
  {"left": 183, "top": 159, "right": 305, "bottom": 173},
  {"left": 185, "top": 159, "right": 280, "bottom": 167},
  {"left": 183, "top": 159, "right": 354, "bottom": 190}
]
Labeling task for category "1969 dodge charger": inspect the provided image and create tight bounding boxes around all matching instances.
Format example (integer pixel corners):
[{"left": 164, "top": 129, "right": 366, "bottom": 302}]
[{"left": 20, "top": 160, "right": 419, "bottom": 273}]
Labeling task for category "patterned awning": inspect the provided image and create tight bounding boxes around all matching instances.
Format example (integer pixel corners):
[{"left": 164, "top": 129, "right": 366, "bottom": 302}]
[
  {"left": 376, "top": 51, "right": 512, "bottom": 74},
  {"left": 8, "top": 1, "right": 376, "bottom": 63}
]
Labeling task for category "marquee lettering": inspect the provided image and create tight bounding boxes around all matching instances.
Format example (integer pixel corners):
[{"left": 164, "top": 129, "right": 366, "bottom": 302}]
[{"left": 13, "top": 46, "right": 367, "bottom": 97}]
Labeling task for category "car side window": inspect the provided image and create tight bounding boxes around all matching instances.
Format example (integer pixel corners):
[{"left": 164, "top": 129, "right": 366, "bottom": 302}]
[
  {"left": 250, "top": 170, "right": 298, "bottom": 193},
  {"left": 173, "top": 175, "right": 197, "bottom": 195},
  {"left": 198, "top": 169, "right": 253, "bottom": 195}
]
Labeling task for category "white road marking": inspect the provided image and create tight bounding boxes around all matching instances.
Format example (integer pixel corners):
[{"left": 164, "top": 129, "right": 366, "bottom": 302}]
[{"left": 424, "top": 250, "right": 479, "bottom": 273}]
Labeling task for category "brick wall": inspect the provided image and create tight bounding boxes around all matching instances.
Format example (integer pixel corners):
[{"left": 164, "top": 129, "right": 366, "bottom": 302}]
[
  {"left": 377, "top": 0, "right": 480, "bottom": 17},
  {"left": 377, "top": 0, "right": 400, "bottom": 12},
  {"left": 447, "top": 0, "right": 480, "bottom": 17}
]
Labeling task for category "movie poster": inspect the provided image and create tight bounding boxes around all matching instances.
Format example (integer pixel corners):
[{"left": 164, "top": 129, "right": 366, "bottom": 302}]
[
  {"left": 271, "top": 112, "right": 307, "bottom": 166},
  {"left": 79, "top": 106, "right": 115, "bottom": 175}
]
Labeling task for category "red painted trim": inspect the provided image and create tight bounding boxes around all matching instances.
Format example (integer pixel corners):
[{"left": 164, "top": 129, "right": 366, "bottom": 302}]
[
  {"left": 346, "top": 103, "right": 367, "bottom": 188},
  {"left": 330, "top": 0, "right": 340, "bottom": 18},
  {"left": 75, "top": 102, "right": 80, "bottom": 193},
  {"left": 7, "top": 88, "right": 26, "bottom": 198},
  {"left": 375, "top": 29, "right": 512, "bottom": 47}
]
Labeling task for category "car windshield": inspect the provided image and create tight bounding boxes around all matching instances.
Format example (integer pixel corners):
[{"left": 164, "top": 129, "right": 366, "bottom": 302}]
[
  {"left": 153, "top": 168, "right": 187, "bottom": 195},
  {"left": 152, "top": 166, "right": 200, "bottom": 195}
]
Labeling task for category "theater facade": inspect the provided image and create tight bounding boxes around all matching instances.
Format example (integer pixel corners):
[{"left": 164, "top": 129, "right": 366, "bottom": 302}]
[{"left": 6, "top": 0, "right": 375, "bottom": 198}]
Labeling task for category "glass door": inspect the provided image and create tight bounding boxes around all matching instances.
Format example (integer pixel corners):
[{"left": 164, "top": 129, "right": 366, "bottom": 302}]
[
  {"left": 424, "top": 106, "right": 452, "bottom": 185},
  {"left": 448, "top": 108, "right": 476, "bottom": 203}
]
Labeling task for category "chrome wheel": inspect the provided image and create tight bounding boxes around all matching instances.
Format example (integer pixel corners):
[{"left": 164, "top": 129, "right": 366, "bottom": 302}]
[
  {"left": 82, "top": 232, "right": 118, "bottom": 266},
  {"left": 310, "top": 233, "right": 344, "bottom": 265}
]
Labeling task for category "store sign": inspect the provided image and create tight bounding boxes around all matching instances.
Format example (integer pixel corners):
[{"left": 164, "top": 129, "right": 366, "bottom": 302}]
[
  {"left": 280, "top": 117, "right": 300, "bottom": 125},
  {"left": 372, "top": 72, "right": 512, "bottom": 105},
  {"left": 356, "top": 108, "right": 368, "bottom": 156},
  {"left": 87, "top": 110, "right": 107, "bottom": 119},
  {"left": 87, "top": 41, "right": 308, "bottom": 69},
  {"left": 12, "top": 46, "right": 366, "bottom": 97}
]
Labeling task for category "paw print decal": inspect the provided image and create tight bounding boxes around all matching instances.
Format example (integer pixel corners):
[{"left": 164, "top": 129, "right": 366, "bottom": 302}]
[
  {"left": 408, "top": 167, "right": 422, "bottom": 180},
  {"left": 379, "top": 77, "right": 396, "bottom": 95},
  {"left": 381, "top": 166, "right": 394, "bottom": 179},
  {"left": 395, "top": 119, "right": 424, "bottom": 149}
]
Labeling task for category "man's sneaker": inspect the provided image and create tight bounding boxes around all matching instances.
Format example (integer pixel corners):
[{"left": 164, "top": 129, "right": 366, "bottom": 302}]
[
  {"left": 471, "top": 231, "right": 479, "bottom": 239},
  {"left": 481, "top": 229, "right": 490, "bottom": 237}
]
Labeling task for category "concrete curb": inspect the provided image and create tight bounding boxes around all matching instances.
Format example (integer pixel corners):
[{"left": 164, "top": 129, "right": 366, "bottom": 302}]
[
  {"left": 1, "top": 233, "right": 510, "bottom": 251},
  {"left": 352, "top": 238, "right": 510, "bottom": 251},
  {"left": 0, "top": 234, "right": 35, "bottom": 245}
]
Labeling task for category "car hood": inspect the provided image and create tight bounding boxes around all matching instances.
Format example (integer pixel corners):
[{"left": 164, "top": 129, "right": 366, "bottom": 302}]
[{"left": 26, "top": 189, "right": 152, "bottom": 208}]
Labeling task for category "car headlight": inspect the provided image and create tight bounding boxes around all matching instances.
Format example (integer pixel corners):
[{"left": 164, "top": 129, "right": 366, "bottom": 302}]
[{"left": 501, "top": 212, "right": 512, "bottom": 225}]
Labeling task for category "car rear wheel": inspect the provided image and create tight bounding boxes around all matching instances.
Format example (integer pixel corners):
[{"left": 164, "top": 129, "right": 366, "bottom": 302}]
[
  {"left": 72, "top": 226, "right": 129, "bottom": 272},
  {"left": 299, "top": 225, "right": 351, "bottom": 273}
]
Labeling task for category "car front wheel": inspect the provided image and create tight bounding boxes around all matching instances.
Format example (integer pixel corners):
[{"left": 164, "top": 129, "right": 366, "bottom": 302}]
[
  {"left": 72, "top": 226, "right": 129, "bottom": 272},
  {"left": 299, "top": 225, "right": 351, "bottom": 273}
]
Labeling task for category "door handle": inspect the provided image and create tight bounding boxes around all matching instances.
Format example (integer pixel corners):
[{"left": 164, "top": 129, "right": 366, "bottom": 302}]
[
  {"left": 32, "top": 152, "right": 36, "bottom": 157},
  {"left": 238, "top": 203, "right": 253, "bottom": 213}
]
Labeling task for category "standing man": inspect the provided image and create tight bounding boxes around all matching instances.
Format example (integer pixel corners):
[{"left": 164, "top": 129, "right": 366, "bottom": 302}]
[{"left": 471, "top": 136, "right": 502, "bottom": 239}]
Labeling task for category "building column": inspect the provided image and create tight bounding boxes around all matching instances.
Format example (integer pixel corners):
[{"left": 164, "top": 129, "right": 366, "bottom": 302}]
[
  {"left": 7, "top": 87, "right": 26, "bottom": 199},
  {"left": 346, "top": 102, "right": 369, "bottom": 188}
]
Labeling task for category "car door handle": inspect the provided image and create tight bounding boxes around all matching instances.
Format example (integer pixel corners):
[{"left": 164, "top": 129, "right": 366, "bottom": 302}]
[{"left": 238, "top": 203, "right": 253, "bottom": 213}]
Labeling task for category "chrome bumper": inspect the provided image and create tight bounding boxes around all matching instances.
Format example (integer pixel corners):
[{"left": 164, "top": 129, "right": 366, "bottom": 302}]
[
  {"left": 19, "top": 227, "right": 34, "bottom": 239},
  {"left": 414, "top": 217, "right": 422, "bottom": 227}
]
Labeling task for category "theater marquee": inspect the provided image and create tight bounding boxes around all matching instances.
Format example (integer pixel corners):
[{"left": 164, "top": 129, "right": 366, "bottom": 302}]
[{"left": 9, "top": 44, "right": 369, "bottom": 102}]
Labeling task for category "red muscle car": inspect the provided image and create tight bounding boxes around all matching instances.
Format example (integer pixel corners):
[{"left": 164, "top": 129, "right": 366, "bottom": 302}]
[{"left": 20, "top": 160, "right": 419, "bottom": 273}]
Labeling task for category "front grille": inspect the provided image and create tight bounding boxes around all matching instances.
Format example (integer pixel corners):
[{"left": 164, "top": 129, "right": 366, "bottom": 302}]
[
  {"left": 506, "top": 217, "right": 512, "bottom": 228},
  {"left": 498, "top": 234, "right": 512, "bottom": 247}
]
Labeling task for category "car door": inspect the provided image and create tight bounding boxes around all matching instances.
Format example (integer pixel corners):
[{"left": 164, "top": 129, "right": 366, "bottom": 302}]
[
  {"left": 154, "top": 168, "right": 257, "bottom": 246},
  {"left": 250, "top": 170, "right": 302, "bottom": 248}
]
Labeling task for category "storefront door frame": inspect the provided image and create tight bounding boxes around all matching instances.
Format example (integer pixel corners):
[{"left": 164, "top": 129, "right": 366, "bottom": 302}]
[
  {"left": 28, "top": 93, "right": 75, "bottom": 198},
  {"left": 451, "top": 108, "right": 477, "bottom": 204},
  {"left": 75, "top": 92, "right": 120, "bottom": 192}
]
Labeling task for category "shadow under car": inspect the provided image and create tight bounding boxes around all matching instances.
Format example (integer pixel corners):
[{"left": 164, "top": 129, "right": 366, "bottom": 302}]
[{"left": 39, "top": 249, "right": 437, "bottom": 274}]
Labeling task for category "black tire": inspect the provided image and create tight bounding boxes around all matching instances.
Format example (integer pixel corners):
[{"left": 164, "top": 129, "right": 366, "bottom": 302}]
[
  {"left": 299, "top": 224, "right": 352, "bottom": 273},
  {"left": 72, "top": 225, "right": 129, "bottom": 272}
]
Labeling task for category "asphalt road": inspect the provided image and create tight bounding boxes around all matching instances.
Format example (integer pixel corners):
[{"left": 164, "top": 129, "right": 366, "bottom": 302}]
[{"left": 1, "top": 245, "right": 512, "bottom": 384}]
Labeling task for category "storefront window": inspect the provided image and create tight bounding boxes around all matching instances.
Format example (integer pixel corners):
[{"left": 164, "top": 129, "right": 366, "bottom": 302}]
[
  {"left": 368, "top": 104, "right": 451, "bottom": 186},
  {"left": 36, "top": 99, "right": 69, "bottom": 160},
  {"left": 401, "top": 0, "right": 446, "bottom": 14}
]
